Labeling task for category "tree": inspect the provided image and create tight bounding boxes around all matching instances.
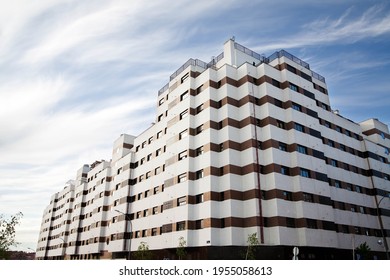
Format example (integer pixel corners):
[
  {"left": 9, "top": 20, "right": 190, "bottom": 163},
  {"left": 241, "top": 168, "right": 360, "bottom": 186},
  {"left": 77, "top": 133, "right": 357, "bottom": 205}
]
[
  {"left": 0, "top": 212, "right": 23, "bottom": 260},
  {"left": 176, "top": 236, "right": 187, "bottom": 260},
  {"left": 243, "top": 232, "right": 259, "bottom": 260},
  {"left": 355, "top": 242, "right": 371, "bottom": 260},
  {"left": 133, "top": 241, "right": 153, "bottom": 260}
]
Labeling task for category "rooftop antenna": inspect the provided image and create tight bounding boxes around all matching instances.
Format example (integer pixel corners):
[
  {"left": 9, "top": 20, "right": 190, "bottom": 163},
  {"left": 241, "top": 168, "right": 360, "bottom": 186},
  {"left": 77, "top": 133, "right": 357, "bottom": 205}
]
[{"left": 231, "top": 36, "right": 235, "bottom": 41}]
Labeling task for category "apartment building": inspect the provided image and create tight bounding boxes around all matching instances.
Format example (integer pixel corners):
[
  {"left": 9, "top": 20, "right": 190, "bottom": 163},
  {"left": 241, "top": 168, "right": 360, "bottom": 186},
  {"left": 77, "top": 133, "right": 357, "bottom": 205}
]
[{"left": 36, "top": 39, "right": 390, "bottom": 260}]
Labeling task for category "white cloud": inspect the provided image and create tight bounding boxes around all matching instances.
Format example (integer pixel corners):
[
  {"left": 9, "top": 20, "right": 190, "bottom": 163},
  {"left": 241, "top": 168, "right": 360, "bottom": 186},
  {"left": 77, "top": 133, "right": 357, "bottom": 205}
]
[
  {"left": 1, "top": 0, "right": 389, "bottom": 253},
  {"left": 253, "top": 4, "right": 390, "bottom": 52}
]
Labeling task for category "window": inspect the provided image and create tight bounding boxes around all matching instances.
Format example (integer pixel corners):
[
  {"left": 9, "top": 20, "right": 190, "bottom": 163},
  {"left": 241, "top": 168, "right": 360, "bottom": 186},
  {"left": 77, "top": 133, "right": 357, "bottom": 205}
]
[
  {"left": 158, "top": 114, "right": 163, "bottom": 122},
  {"left": 196, "top": 194, "right": 204, "bottom": 204},
  {"left": 327, "top": 140, "right": 334, "bottom": 147},
  {"left": 142, "top": 230, "right": 147, "bottom": 237},
  {"left": 380, "top": 132, "right": 385, "bottom": 139},
  {"left": 157, "top": 130, "right": 162, "bottom": 139},
  {"left": 286, "top": 64, "right": 297, "bottom": 73},
  {"left": 307, "top": 219, "right": 317, "bottom": 229},
  {"left": 334, "top": 180, "right": 341, "bottom": 188},
  {"left": 283, "top": 191, "right": 292, "bottom": 201},
  {"left": 279, "top": 142, "right": 287, "bottom": 151},
  {"left": 294, "top": 123, "right": 304, "bottom": 132},
  {"left": 272, "top": 79, "right": 280, "bottom": 88},
  {"left": 196, "top": 85, "right": 203, "bottom": 94},
  {"left": 289, "top": 83, "right": 298, "bottom": 92},
  {"left": 196, "top": 169, "right": 204, "bottom": 179},
  {"left": 178, "top": 173, "right": 187, "bottom": 183},
  {"left": 196, "top": 104, "right": 204, "bottom": 114},
  {"left": 177, "top": 196, "right": 186, "bottom": 206},
  {"left": 159, "top": 98, "right": 164, "bottom": 106},
  {"left": 336, "top": 126, "right": 341, "bottom": 133},
  {"left": 292, "top": 103, "right": 302, "bottom": 111},
  {"left": 181, "top": 73, "right": 189, "bottom": 83},
  {"left": 286, "top": 218, "right": 295, "bottom": 228},
  {"left": 281, "top": 166, "right": 290, "bottom": 175},
  {"left": 297, "top": 145, "right": 307, "bottom": 154},
  {"left": 177, "top": 221, "right": 185, "bottom": 231},
  {"left": 321, "top": 104, "right": 328, "bottom": 110},
  {"left": 219, "top": 143, "right": 224, "bottom": 152},
  {"left": 345, "top": 130, "right": 351, "bottom": 137},
  {"left": 153, "top": 186, "right": 159, "bottom": 194},
  {"left": 142, "top": 141, "right": 147, "bottom": 148},
  {"left": 148, "top": 137, "right": 153, "bottom": 144},
  {"left": 152, "top": 228, "right": 158, "bottom": 236},
  {"left": 196, "top": 146, "right": 204, "bottom": 156},
  {"left": 303, "top": 193, "right": 314, "bottom": 203},
  {"left": 196, "top": 124, "right": 203, "bottom": 134},
  {"left": 355, "top": 186, "right": 361, "bottom": 193},
  {"left": 178, "top": 150, "right": 187, "bottom": 160},
  {"left": 277, "top": 120, "right": 285, "bottom": 129},
  {"left": 180, "top": 109, "right": 188, "bottom": 120},
  {"left": 339, "top": 144, "right": 346, "bottom": 151},
  {"left": 156, "top": 148, "right": 162, "bottom": 157},
  {"left": 146, "top": 171, "right": 151, "bottom": 179},
  {"left": 360, "top": 206, "right": 365, "bottom": 214},
  {"left": 195, "top": 219, "right": 203, "bottom": 230},
  {"left": 300, "top": 168, "right": 310, "bottom": 178},
  {"left": 324, "top": 121, "right": 331, "bottom": 128},
  {"left": 180, "top": 91, "right": 189, "bottom": 100},
  {"left": 274, "top": 99, "right": 283, "bottom": 108},
  {"left": 179, "top": 129, "right": 188, "bottom": 140},
  {"left": 218, "top": 121, "right": 223, "bottom": 130},
  {"left": 330, "top": 159, "right": 337, "bottom": 167}
]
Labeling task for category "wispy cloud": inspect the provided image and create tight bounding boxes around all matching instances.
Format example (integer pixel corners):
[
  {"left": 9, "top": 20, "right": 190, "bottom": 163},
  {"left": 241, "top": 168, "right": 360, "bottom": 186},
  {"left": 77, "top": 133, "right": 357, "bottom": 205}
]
[
  {"left": 1, "top": 0, "right": 389, "bottom": 252},
  {"left": 0, "top": 0, "right": 241, "bottom": 250},
  {"left": 254, "top": 4, "right": 390, "bottom": 52}
]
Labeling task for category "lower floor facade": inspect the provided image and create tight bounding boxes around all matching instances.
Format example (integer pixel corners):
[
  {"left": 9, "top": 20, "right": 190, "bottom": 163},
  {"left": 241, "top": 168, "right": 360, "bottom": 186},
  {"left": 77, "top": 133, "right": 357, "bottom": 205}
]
[{"left": 59, "top": 245, "right": 387, "bottom": 260}]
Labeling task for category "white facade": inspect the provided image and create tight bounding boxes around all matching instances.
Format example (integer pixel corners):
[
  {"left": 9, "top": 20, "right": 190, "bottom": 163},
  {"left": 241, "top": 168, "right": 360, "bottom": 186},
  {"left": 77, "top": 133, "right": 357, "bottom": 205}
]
[{"left": 36, "top": 40, "right": 390, "bottom": 260}]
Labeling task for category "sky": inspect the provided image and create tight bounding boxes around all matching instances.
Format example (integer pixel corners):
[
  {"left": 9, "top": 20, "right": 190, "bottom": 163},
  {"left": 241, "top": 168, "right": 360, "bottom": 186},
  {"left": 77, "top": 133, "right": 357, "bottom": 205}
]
[{"left": 0, "top": 0, "right": 389, "bottom": 252}]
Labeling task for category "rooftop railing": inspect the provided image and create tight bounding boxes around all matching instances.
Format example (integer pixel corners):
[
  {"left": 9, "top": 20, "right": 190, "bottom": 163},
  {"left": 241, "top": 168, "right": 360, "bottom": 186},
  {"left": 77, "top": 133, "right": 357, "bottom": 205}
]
[
  {"left": 268, "top": 50, "right": 325, "bottom": 83},
  {"left": 158, "top": 43, "right": 325, "bottom": 96},
  {"left": 234, "top": 42, "right": 267, "bottom": 63},
  {"left": 169, "top": 58, "right": 208, "bottom": 81},
  {"left": 159, "top": 53, "right": 225, "bottom": 96}
]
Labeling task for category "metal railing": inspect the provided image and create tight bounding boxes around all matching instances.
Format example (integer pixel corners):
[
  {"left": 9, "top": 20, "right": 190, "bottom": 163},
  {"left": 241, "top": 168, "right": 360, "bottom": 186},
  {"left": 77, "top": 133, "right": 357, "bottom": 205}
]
[
  {"left": 158, "top": 44, "right": 326, "bottom": 96},
  {"left": 158, "top": 52, "right": 225, "bottom": 96},
  {"left": 234, "top": 42, "right": 267, "bottom": 63},
  {"left": 268, "top": 50, "right": 325, "bottom": 83}
]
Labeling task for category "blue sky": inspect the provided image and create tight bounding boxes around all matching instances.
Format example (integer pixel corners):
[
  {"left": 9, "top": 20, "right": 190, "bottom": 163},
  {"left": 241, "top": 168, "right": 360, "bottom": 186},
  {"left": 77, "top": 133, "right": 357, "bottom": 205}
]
[{"left": 0, "top": 0, "right": 389, "bottom": 251}]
